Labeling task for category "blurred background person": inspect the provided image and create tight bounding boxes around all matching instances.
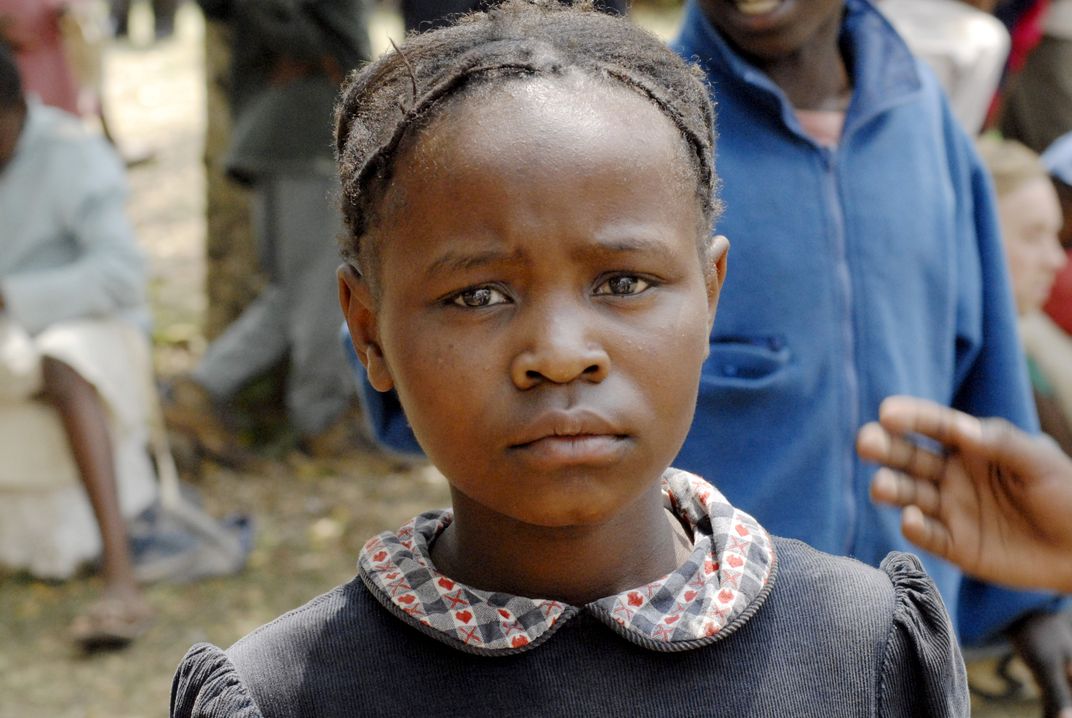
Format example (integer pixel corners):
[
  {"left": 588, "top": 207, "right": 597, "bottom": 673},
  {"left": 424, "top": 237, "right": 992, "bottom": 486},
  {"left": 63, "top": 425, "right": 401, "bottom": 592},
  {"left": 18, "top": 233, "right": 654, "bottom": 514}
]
[
  {"left": 999, "top": 0, "right": 1072, "bottom": 153},
  {"left": 0, "top": 39, "right": 154, "bottom": 650},
  {"left": 0, "top": 0, "right": 82, "bottom": 116},
  {"left": 978, "top": 136, "right": 1072, "bottom": 457},
  {"left": 164, "top": 0, "right": 373, "bottom": 459},
  {"left": 1043, "top": 132, "right": 1072, "bottom": 327},
  {"left": 398, "top": 0, "right": 628, "bottom": 33},
  {"left": 0, "top": 0, "right": 151, "bottom": 163},
  {"left": 877, "top": 0, "right": 1009, "bottom": 134}
]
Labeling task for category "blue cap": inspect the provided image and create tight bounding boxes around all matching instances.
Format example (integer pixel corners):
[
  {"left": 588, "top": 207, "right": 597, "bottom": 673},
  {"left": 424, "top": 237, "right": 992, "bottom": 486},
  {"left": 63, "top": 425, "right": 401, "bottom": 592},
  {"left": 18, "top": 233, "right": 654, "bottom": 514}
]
[{"left": 1043, "top": 131, "right": 1072, "bottom": 186}]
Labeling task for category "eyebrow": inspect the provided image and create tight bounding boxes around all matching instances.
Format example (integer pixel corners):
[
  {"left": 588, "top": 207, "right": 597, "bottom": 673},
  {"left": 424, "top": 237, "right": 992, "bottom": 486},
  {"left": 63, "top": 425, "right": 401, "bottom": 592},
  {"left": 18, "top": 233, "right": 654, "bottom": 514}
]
[
  {"left": 582, "top": 234, "right": 671, "bottom": 256},
  {"left": 424, "top": 247, "right": 527, "bottom": 280},
  {"left": 423, "top": 232, "right": 677, "bottom": 279}
]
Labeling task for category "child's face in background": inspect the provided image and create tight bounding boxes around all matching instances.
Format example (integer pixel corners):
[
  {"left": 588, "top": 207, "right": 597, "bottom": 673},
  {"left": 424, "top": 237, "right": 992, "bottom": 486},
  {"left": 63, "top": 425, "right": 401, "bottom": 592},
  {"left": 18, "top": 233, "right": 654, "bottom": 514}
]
[
  {"left": 697, "top": 0, "right": 844, "bottom": 62},
  {"left": 997, "top": 176, "right": 1067, "bottom": 315},
  {"left": 342, "top": 76, "right": 726, "bottom": 529}
]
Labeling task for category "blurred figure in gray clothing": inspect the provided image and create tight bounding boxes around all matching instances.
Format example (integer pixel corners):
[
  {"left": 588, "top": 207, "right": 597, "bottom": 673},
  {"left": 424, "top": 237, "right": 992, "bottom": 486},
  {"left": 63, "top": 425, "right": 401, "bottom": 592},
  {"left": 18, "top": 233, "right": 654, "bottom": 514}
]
[{"left": 167, "top": 0, "right": 371, "bottom": 458}]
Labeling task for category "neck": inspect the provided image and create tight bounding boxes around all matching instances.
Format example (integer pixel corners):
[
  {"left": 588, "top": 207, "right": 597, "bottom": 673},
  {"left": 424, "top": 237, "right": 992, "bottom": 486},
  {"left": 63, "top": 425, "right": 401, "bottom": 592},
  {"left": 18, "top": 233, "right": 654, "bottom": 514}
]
[
  {"left": 748, "top": 16, "right": 852, "bottom": 111},
  {"left": 430, "top": 482, "right": 692, "bottom": 605}
]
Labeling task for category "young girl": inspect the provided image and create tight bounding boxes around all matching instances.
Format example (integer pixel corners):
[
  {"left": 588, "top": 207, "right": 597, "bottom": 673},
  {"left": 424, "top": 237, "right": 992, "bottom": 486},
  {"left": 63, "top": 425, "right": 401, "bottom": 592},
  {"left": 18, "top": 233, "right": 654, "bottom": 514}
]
[{"left": 171, "top": 3, "right": 966, "bottom": 715}]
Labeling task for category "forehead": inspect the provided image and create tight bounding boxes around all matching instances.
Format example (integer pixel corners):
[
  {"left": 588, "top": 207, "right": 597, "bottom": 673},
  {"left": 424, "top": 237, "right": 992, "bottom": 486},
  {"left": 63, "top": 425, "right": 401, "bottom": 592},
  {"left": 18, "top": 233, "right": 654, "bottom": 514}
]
[
  {"left": 372, "top": 75, "right": 704, "bottom": 282},
  {"left": 998, "top": 177, "right": 1063, "bottom": 232},
  {"left": 410, "top": 74, "right": 692, "bottom": 182},
  {"left": 380, "top": 74, "right": 699, "bottom": 228}
]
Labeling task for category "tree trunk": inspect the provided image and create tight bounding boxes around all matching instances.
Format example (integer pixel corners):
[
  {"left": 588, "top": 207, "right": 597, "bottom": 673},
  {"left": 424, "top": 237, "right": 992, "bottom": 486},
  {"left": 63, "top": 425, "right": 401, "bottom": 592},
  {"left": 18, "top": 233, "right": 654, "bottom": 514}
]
[{"left": 202, "top": 19, "right": 262, "bottom": 341}]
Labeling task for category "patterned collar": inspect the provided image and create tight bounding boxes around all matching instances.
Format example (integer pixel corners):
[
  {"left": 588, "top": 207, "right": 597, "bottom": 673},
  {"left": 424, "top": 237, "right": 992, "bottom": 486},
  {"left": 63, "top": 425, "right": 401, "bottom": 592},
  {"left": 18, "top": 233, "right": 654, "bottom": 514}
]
[{"left": 358, "top": 468, "right": 777, "bottom": 656}]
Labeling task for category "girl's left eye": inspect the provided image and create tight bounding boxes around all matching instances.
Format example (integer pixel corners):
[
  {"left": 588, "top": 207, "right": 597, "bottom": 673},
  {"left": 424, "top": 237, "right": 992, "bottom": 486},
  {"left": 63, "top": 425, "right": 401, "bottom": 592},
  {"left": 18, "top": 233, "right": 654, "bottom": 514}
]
[
  {"left": 594, "top": 275, "right": 651, "bottom": 296},
  {"left": 450, "top": 286, "right": 509, "bottom": 308}
]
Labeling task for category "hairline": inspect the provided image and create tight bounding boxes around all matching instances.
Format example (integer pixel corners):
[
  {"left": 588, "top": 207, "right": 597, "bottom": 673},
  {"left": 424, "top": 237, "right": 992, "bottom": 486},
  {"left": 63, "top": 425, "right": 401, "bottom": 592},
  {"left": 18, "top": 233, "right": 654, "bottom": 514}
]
[{"left": 355, "top": 71, "right": 714, "bottom": 297}]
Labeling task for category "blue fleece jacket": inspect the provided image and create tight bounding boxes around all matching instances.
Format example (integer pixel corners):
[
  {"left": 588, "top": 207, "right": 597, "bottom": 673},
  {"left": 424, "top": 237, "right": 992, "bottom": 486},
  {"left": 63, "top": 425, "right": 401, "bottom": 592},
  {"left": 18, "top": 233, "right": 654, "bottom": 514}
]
[
  {"left": 344, "top": 0, "right": 1062, "bottom": 644},
  {"left": 671, "top": 0, "right": 1060, "bottom": 644}
]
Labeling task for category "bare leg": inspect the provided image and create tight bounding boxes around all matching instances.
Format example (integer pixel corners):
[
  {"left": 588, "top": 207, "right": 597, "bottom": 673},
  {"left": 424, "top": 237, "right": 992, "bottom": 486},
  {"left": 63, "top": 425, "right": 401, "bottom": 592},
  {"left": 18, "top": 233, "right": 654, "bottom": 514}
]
[{"left": 40, "top": 357, "right": 149, "bottom": 642}]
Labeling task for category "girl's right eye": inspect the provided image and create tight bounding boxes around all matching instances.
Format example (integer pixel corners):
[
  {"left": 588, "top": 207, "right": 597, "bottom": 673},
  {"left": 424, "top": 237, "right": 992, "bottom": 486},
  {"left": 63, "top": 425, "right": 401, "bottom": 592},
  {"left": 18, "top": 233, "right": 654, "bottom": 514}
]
[{"left": 450, "top": 286, "right": 509, "bottom": 308}]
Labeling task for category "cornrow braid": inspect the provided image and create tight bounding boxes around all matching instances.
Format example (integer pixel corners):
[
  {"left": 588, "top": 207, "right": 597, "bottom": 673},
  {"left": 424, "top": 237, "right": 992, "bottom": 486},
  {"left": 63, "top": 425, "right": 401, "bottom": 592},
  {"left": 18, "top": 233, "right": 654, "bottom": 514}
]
[{"left": 334, "top": 0, "right": 720, "bottom": 276}]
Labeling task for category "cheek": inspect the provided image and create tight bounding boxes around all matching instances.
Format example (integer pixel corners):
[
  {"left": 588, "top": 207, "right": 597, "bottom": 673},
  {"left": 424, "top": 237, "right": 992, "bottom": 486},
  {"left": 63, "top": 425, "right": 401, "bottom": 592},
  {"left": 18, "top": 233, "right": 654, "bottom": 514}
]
[
  {"left": 1005, "top": 243, "right": 1030, "bottom": 280},
  {"left": 630, "top": 294, "right": 712, "bottom": 405},
  {"left": 380, "top": 315, "right": 502, "bottom": 446}
]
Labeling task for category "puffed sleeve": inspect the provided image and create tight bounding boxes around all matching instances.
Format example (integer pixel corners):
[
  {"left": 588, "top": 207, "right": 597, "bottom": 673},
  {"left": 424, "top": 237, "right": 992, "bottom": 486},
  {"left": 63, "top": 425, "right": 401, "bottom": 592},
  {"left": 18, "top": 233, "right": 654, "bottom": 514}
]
[
  {"left": 877, "top": 553, "right": 969, "bottom": 718},
  {"left": 171, "top": 643, "right": 263, "bottom": 718}
]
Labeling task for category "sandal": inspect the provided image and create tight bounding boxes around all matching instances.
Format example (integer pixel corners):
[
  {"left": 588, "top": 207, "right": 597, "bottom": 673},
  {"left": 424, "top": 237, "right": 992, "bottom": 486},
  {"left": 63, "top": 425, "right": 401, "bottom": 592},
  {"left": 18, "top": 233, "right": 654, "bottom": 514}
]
[{"left": 70, "top": 597, "right": 154, "bottom": 652}]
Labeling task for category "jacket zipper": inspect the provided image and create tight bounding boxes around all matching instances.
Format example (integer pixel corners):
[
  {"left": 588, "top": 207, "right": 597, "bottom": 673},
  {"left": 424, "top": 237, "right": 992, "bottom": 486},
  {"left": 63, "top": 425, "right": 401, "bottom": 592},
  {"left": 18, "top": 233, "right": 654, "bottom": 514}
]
[{"left": 820, "top": 146, "right": 859, "bottom": 555}]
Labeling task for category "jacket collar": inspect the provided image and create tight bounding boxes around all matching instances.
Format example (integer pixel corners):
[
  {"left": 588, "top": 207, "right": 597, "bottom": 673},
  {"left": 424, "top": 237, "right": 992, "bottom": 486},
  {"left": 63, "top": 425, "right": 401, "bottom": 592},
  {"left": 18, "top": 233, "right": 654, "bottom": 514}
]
[
  {"left": 359, "top": 468, "right": 777, "bottom": 656},
  {"left": 672, "top": 0, "right": 923, "bottom": 139}
]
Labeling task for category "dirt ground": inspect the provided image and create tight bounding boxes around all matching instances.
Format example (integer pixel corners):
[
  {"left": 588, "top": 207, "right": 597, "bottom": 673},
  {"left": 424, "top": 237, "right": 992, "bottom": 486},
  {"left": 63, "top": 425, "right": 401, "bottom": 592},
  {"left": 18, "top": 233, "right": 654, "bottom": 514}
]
[{"left": 0, "top": 3, "right": 1046, "bottom": 717}]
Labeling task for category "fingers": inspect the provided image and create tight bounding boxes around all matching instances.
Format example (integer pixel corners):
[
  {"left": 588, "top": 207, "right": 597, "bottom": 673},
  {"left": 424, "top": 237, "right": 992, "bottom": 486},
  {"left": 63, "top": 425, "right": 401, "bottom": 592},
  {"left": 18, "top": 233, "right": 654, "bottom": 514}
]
[
  {"left": 868, "top": 467, "right": 952, "bottom": 561},
  {"left": 899, "top": 504, "right": 953, "bottom": 561},
  {"left": 857, "top": 422, "right": 947, "bottom": 484},
  {"left": 870, "top": 467, "right": 941, "bottom": 514},
  {"left": 878, "top": 396, "right": 983, "bottom": 450}
]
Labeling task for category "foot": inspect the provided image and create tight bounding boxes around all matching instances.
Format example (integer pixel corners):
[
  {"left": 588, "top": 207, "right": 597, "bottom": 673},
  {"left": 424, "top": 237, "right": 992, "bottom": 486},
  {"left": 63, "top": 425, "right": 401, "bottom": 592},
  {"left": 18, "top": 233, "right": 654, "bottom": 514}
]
[
  {"left": 162, "top": 375, "right": 247, "bottom": 465},
  {"left": 299, "top": 406, "right": 378, "bottom": 459},
  {"left": 70, "top": 588, "right": 153, "bottom": 652}
]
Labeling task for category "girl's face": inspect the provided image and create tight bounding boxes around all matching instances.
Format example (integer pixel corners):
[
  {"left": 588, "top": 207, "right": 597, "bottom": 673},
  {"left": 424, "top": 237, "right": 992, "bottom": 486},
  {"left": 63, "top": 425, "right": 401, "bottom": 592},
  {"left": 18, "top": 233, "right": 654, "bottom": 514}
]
[
  {"left": 342, "top": 76, "right": 726, "bottom": 529},
  {"left": 997, "top": 176, "right": 1067, "bottom": 315}
]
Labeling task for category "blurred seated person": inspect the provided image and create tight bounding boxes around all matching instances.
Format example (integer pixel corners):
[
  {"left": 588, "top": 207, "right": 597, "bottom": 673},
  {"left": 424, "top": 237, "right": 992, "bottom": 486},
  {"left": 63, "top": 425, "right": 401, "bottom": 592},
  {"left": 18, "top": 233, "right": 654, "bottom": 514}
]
[
  {"left": 0, "top": 40, "right": 154, "bottom": 649},
  {"left": 978, "top": 136, "right": 1072, "bottom": 456}
]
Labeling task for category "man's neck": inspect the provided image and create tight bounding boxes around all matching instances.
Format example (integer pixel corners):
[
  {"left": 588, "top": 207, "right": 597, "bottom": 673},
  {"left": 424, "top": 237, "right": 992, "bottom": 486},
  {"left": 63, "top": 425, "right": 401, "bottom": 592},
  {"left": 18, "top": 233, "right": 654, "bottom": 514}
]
[{"left": 746, "top": 18, "right": 852, "bottom": 111}]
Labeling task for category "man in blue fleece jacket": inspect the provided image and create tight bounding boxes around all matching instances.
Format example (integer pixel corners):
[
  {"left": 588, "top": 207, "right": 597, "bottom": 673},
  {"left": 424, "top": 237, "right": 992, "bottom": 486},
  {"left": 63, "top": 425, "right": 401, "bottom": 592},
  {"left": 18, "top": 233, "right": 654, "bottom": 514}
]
[{"left": 670, "top": 0, "right": 1072, "bottom": 712}]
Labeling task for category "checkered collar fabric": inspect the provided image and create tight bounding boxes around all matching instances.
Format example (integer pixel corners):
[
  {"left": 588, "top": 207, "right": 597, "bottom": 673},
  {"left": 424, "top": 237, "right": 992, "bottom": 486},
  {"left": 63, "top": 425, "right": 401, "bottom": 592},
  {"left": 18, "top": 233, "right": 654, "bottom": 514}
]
[{"left": 358, "top": 468, "right": 777, "bottom": 656}]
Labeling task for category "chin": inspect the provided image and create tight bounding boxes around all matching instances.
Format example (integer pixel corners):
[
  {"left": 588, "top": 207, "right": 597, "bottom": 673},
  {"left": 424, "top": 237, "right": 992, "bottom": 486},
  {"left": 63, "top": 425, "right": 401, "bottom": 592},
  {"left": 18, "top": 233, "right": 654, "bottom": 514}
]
[{"left": 506, "top": 490, "right": 632, "bottom": 529}]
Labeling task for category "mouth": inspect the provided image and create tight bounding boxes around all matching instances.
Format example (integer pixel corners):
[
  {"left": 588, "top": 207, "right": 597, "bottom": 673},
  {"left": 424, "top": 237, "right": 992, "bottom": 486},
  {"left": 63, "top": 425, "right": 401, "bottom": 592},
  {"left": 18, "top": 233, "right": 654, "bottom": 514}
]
[
  {"left": 509, "top": 410, "right": 631, "bottom": 467},
  {"left": 512, "top": 434, "right": 629, "bottom": 467},
  {"left": 732, "top": 0, "right": 782, "bottom": 15}
]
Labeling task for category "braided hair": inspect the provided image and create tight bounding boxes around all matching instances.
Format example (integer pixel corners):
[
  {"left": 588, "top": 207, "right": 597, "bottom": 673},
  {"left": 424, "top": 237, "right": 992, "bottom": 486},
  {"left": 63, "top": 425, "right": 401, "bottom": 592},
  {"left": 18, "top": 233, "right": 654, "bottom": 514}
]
[{"left": 334, "top": 0, "right": 720, "bottom": 279}]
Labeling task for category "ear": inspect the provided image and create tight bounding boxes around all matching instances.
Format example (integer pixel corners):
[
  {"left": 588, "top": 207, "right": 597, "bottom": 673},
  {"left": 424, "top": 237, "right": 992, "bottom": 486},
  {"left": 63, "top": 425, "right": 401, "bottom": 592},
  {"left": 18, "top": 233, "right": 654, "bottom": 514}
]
[
  {"left": 705, "top": 234, "right": 730, "bottom": 330},
  {"left": 338, "top": 264, "right": 395, "bottom": 392}
]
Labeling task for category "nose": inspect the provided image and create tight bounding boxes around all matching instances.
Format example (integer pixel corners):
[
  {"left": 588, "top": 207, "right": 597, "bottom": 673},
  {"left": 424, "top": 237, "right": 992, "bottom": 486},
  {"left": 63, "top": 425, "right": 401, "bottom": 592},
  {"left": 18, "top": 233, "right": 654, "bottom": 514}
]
[
  {"left": 1045, "top": 239, "right": 1068, "bottom": 272},
  {"left": 510, "top": 304, "right": 610, "bottom": 390}
]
